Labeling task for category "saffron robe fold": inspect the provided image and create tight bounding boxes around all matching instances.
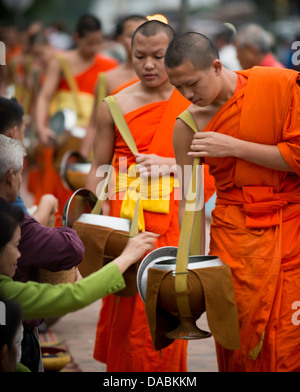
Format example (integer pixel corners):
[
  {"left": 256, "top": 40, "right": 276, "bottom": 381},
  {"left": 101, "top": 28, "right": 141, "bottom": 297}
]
[
  {"left": 29, "top": 55, "right": 117, "bottom": 224},
  {"left": 94, "top": 88, "right": 210, "bottom": 372},
  {"left": 182, "top": 67, "right": 300, "bottom": 372}
]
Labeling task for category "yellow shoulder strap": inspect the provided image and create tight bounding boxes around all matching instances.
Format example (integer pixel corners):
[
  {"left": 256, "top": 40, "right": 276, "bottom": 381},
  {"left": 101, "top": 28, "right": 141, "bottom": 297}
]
[
  {"left": 175, "top": 110, "right": 204, "bottom": 318},
  {"left": 57, "top": 54, "right": 84, "bottom": 118},
  {"left": 104, "top": 96, "right": 139, "bottom": 156},
  {"left": 178, "top": 110, "right": 198, "bottom": 134},
  {"left": 91, "top": 95, "right": 140, "bottom": 237},
  {"left": 97, "top": 73, "right": 108, "bottom": 107}
]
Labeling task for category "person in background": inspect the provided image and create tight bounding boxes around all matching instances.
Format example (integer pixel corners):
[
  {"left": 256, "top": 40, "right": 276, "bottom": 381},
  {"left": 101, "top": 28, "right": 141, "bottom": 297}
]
[
  {"left": 214, "top": 22, "right": 241, "bottom": 71},
  {"left": 80, "top": 14, "right": 147, "bottom": 160},
  {"left": 234, "top": 23, "right": 284, "bottom": 69},
  {"left": 0, "top": 96, "right": 58, "bottom": 225},
  {"left": 35, "top": 14, "right": 118, "bottom": 221}
]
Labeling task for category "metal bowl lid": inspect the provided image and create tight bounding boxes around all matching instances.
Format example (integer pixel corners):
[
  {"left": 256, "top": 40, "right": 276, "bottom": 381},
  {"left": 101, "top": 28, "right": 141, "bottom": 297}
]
[{"left": 77, "top": 213, "right": 131, "bottom": 232}]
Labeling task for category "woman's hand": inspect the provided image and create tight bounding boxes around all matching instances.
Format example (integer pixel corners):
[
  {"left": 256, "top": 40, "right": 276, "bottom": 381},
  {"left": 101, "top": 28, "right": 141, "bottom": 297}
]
[{"left": 113, "top": 231, "right": 159, "bottom": 274}]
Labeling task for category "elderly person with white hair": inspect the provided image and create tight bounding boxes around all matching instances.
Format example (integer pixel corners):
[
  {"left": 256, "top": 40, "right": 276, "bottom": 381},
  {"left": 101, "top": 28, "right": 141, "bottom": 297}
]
[{"left": 234, "top": 23, "right": 284, "bottom": 69}]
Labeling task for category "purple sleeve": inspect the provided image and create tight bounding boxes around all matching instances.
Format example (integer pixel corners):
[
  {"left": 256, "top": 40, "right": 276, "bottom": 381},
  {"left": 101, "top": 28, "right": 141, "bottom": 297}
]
[{"left": 17, "top": 214, "right": 84, "bottom": 273}]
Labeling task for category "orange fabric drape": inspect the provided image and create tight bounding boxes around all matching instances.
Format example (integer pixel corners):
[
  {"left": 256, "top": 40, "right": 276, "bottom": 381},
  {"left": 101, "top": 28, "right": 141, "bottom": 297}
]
[
  {"left": 195, "top": 67, "right": 300, "bottom": 372},
  {"left": 58, "top": 54, "right": 118, "bottom": 94}
]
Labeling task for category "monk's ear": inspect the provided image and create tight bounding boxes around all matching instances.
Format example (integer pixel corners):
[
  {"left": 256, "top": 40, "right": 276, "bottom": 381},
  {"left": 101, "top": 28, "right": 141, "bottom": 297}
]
[{"left": 212, "top": 59, "right": 222, "bottom": 75}]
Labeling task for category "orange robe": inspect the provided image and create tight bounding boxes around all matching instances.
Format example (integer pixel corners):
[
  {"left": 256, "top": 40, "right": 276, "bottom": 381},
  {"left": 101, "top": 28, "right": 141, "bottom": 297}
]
[
  {"left": 30, "top": 54, "right": 117, "bottom": 224},
  {"left": 187, "top": 67, "right": 300, "bottom": 372},
  {"left": 93, "top": 88, "right": 215, "bottom": 372}
]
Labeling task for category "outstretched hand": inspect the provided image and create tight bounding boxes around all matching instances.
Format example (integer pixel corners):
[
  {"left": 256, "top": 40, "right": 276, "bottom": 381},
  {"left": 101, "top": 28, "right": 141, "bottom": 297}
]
[
  {"left": 113, "top": 231, "right": 159, "bottom": 274},
  {"left": 122, "top": 231, "right": 159, "bottom": 263}
]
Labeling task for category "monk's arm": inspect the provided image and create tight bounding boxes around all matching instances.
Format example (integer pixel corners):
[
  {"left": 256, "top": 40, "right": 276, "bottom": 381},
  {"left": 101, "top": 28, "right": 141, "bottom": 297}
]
[
  {"left": 85, "top": 101, "right": 115, "bottom": 195},
  {"left": 80, "top": 86, "right": 98, "bottom": 159},
  {"left": 35, "top": 57, "right": 62, "bottom": 146},
  {"left": 189, "top": 132, "right": 293, "bottom": 172}
]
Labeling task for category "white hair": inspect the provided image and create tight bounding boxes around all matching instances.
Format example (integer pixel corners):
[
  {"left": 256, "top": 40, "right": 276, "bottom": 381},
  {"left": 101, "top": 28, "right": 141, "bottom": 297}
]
[
  {"left": 0, "top": 134, "right": 26, "bottom": 181},
  {"left": 235, "top": 24, "right": 274, "bottom": 54}
]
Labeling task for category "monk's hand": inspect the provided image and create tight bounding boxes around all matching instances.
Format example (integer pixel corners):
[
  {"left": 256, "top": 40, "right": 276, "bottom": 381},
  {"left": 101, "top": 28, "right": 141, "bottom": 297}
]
[
  {"left": 135, "top": 153, "right": 175, "bottom": 178},
  {"left": 188, "top": 132, "right": 238, "bottom": 158},
  {"left": 38, "top": 126, "right": 57, "bottom": 147}
]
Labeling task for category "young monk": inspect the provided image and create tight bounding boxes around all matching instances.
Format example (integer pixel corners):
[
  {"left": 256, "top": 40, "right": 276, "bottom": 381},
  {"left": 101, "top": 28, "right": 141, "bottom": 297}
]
[
  {"left": 80, "top": 14, "right": 147, "bottom": 160},
  {"left": 34, "top": 14, "right": 117, "bottom": 222},
  {"left": 85, "top": 20, "right": 211, "bottom": 372},
  {"left": 165, "top": 32, "right": 300, "bottom": 372},
  {"left": 36, "top": 14, "right": 117, "bottom": 146}
]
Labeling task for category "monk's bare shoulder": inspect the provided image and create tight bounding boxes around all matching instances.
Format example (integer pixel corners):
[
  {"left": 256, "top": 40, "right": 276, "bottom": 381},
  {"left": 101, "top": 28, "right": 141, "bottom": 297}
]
[
  {"left": 114, "top": 79, "right": 141, "bottom": 98},
  {"left": 114, "top": 81, "right": 166, "bottom": 114},
  {"left": 105, "top": 64, "right": 137, "bottom": 94},
  {"left": 188, "top": 104, "right": 216, "bottom": 132}
]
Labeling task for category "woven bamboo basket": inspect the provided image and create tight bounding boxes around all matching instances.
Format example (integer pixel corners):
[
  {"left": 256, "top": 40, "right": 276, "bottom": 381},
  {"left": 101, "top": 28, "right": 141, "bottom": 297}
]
[{"left": 39, "top": 267, "right": 76, "bottom": 285}]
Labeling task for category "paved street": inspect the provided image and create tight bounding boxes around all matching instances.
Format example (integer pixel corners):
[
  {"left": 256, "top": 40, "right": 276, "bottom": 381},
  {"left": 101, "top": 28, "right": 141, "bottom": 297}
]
[{"left": 51, "top": 299, "right": 219, "bottom": 372}]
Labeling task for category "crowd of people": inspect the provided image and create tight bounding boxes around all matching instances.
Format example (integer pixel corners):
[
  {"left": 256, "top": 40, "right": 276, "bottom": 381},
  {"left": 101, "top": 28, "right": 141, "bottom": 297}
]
[{"left": 0, "top": 10, "right": 300, "bottom": 374}]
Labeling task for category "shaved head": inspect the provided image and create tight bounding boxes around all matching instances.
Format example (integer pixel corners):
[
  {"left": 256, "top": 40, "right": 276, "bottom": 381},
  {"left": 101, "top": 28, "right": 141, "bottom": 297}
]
[
  {"left": 132, "top": 20, "right": 175, "bottom": 46},
  {"left": 165, "top": 32, "right": 219, "bottom": 70}
]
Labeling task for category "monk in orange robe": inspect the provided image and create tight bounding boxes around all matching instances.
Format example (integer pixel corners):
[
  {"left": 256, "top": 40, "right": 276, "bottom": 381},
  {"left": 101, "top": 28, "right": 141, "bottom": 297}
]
[
  {"left": 80, "top": 15, "right": 147, "bottom": 160},
  {"left": 86, "top": 21, "right": 215, "bottom": 372},
  {"left": 166, "top": 32, "right": 300, "bottom": 372},
  {"left": 34, "top": 15, "right": 117, "bottom": 222}
]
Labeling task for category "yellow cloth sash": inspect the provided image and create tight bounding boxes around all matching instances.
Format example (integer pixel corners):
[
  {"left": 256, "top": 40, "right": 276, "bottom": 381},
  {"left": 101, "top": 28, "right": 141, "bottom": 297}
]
[
  {"left": 49, "top": 90, "right": 94, "bottom": 127},
  {"left": 113, "top": 164, "right": 178, "bottom": 231},
  {"left": 49, "top": 54, "right": 95, "bottom": 127}
]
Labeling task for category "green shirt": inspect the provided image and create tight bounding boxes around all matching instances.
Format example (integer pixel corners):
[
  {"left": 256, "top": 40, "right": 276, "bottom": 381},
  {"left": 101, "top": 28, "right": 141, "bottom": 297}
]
[{"left": 0, "top": 262, "right": 125, "bottom": 320}]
